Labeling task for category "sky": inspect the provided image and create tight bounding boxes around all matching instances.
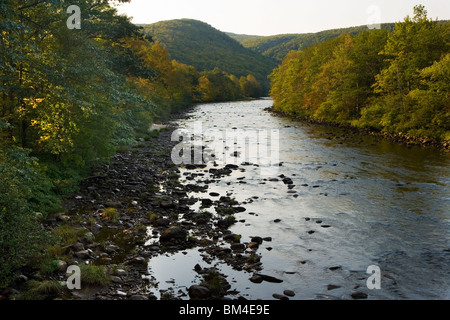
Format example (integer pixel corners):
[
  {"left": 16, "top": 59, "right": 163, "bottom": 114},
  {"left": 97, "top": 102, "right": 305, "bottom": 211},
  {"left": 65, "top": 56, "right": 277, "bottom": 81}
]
[{"left": 113, "top": 0, "right": 450, "bottom": 36}]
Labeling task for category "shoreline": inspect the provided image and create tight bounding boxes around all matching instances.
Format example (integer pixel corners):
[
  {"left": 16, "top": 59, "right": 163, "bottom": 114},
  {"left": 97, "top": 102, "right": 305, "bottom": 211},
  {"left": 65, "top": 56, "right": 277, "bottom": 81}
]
[
  {"left": 265, "top": 107, "right": 450, "bottom": 151},
  {"left": 5, "top": 106, "right": 270, "bottom": 301}
]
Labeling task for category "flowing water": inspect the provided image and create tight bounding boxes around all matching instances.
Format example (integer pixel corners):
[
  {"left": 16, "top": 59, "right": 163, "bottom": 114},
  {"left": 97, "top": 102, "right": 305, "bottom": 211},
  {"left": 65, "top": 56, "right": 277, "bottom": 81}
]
[{"left": 147, "top": 99, "right": 450, "bottom": 300}]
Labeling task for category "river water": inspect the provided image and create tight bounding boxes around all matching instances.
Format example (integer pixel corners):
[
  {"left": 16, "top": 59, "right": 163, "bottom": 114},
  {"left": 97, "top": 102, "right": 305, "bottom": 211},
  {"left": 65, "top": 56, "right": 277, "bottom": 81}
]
[{"left": 147, "top": 99, "right": 449, "bottom": 300}]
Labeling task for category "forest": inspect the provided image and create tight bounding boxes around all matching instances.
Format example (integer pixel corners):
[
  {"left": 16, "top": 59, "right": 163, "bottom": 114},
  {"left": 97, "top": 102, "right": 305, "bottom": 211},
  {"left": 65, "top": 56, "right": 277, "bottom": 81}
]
[
  {"left": 0, "top": 0, "right": 261, "bottom": 287},
  {"left": 270, "top": 5, "right": 450, "bottom": 143},
  {"left": 229, "top": 24, "right": 396, "bottom": 62},
  {"left": 141, "top": 19, "right": 276, "bottom": 94}
]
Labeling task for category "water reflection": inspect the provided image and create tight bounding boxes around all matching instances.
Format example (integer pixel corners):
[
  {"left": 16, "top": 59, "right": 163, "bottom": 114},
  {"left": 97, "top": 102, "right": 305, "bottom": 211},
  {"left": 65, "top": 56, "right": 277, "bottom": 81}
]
[{"left": 148, "top": 99, "right": 449, "bottom": 299}]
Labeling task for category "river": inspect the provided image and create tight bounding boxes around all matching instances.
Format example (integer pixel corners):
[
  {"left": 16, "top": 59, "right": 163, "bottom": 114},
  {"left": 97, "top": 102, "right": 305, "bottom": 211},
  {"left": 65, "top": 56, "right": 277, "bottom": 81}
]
[{"left": 147, "top": 99, "right": 449, "bottom": 300}]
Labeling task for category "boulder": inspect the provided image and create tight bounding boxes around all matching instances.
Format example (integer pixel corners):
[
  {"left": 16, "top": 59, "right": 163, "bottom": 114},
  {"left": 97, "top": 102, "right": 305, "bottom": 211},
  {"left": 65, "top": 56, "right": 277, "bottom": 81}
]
[
  {"left": 188, "top": 285, "right": 211, "bottom": 299},
  {"left": 160, "top": 226, "right": 187, "bottom": 242}
]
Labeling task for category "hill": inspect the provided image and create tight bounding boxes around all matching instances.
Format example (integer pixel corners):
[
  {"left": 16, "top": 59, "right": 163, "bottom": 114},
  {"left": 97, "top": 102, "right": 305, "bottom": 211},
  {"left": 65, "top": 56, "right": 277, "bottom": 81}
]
[
  {"left": 227, "top": 23, "right": 396, "bottom": 61},
  {"left": 140, "top": 19, "right": 277, "bottom": 93},
  {"left": 229, "top": 20, "right": 450, "bottom": 62}
]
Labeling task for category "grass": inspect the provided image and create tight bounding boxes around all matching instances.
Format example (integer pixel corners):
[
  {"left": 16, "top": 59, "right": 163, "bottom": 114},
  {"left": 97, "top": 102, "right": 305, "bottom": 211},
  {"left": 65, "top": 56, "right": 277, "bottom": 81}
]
[
  {"left": 79, "top": 264, "right": 110, "bottom": 286},
  {"left": 224, "top": 215, "right": 236, "bottom": 226},
  {"left": 101, "top": 207, "right": 119, "bottom": 222},
  {"left": 53, "top": 224, "right": 85, "bottom": 245},
  {"left": 28, "top": 280, "right": 64, "bottom": 296},
  {"left": 200, "top": 269, "right": 230, "bottom": 297}
]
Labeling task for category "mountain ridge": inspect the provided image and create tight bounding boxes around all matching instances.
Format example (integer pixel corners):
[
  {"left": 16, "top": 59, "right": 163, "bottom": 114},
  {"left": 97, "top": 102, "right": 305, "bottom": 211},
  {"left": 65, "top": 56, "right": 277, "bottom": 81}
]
[{"left": 140, "top": 19, "right": 277, "bottom": 93}]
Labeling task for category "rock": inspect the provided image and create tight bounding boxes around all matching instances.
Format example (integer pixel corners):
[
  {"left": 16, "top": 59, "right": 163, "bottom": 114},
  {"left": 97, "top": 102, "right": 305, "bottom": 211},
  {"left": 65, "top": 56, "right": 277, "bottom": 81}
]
[
  {"left": 153, "top": 218, "right": 170, "bottom": 227},
  {"left": 273, "top": 219, "right": 281, "bottom": 223},
  {"left": 250, "top": 274, "right": 283, "bottom": 283},
  {"left": 71, "top": 242, "right": 85, "bottom": 251},
  {"left": 91, "top": 223, "right": 103, "bottom": 233},
  {"left": 188, "top": 285, "right": 211, "bottom": 299},
  {"left": 250, "top": 236, "right": 263, "bottom": 244},
  {"left": 74, "top": 250, "right": 90, "bottom": 259},
  {"left": 247, "top": 242, "right": 259, "bottom": 249},
  {"left": 83, "top": 232, "right": 95, "bottom": 243},
  {"left": 56, "top": 260, "right": 68, "bottom": 272},
  {"left": 249, "top": 275, "right": 263, "bottom": 283},
  {"left": 111, "top": 276, "right": 124, "bottom": 284},
  {"left": 327, "top": 284, "right": 341, "bottom": 291},
  {"left": 116, "top": 290, "right": 127, "bottom": 297},
  {"left": 160, "top": 226, "right": 187, "bottom": 242},
  {"left": 223, "top": 233, "right": 240, "bottom": 243},
  {"left": 230, "top": 243, "right": 245, "bottom": 251},
  {"left": 351, "top": 291, "right": 368, "bottom": 299},
  {"left": 128, "top": 256, "right": 146, "bottom": 266},
  {"left": 273, "top": 293, "right": 289, "bottom": 300},
  {"left": 329, "top": 266, "right": 341, "bottom": 271},
  {"left": 104, "top": 244, "right": 120, "bottom": 253},
  {"left": 260, "top": 274, "right": 283, "bottom": 283},
  {"left": 115, "top": 269, "right": 128, "bottom": 277},
  {"left": 201, "top": 198, "right": 213, "bottom": 207},
  {"left": 194, "top": 264, "right": 202, "bottom": 272},
  {"left": 283, "top": 290, "right": 295, "bottom": 297},
  {"left": 129, "top": 295, "right": 149, "bottom": 300},
  {"left": 160, "top": 199, "right": 175, "bottom": 209}
]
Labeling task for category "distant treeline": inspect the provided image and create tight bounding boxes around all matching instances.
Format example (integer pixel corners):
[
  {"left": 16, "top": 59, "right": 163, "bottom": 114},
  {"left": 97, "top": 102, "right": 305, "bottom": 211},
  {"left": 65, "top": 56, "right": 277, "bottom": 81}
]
[
  {"left": 230, "top": 24, "right": 396, "bottom": 62},
  {"left": 270, "top": 6, "right": 450, "bottom": 143}
]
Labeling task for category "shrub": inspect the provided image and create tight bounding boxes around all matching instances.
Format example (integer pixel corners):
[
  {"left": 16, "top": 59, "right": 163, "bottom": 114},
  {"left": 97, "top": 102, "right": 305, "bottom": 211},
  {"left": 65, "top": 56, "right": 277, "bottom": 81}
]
[{"left": 0, "top": 148, "right": 50, "bottom": 288}]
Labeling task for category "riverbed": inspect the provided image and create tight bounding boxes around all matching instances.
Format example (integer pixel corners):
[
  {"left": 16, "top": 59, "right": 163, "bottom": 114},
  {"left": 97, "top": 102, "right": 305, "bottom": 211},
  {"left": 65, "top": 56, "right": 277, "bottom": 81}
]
[{"left": 147, "top": 99, "right": 450, "bottom": 300}]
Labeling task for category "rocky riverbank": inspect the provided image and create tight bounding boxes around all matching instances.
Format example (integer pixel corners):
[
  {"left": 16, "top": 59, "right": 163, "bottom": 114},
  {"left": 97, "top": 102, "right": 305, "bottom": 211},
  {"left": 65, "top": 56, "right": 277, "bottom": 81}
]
[
  {"left": 3, "top": 109, "right": 282, "bottom": 301},
  {"left": 266, "top": 107, "right": 450, "bottom": 151}
]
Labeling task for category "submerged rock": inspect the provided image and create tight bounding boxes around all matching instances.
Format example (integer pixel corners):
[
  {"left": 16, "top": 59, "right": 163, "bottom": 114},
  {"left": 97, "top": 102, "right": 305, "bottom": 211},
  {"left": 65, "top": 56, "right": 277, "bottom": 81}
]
[{"left": 188, "top": 285, "right": 211, "bottom": 299}]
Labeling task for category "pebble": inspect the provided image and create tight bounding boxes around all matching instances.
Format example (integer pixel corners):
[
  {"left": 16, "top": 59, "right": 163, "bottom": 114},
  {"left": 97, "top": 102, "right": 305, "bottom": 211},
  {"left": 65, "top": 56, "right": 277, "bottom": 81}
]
[
  {"left": 116, "top": 290, "right": 127, "bottom": 297},
  {"left": 272, "top": 293, "right": 289, "bottom": 300},
  {"left": 329, "top": 266, "right": 341, "bottom": 271},
  {"left": 351, "top": 291, "right": 368, "bottom": 299},
  {"left": 283, "top": 290, "right": 295, "bottom": 297},
  {"left": 327, "top": 284, "right": 341, "bottom": 290},
  {"left": 129, "top": 295, "right": 149, "bottom": 300}
]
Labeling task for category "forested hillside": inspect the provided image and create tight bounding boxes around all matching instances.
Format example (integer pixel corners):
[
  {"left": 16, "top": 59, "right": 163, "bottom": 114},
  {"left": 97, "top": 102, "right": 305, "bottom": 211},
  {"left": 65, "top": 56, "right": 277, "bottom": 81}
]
[
  {"left": 230, "top": 20, "right": 449, "bottom": 62},
  {"left": 141, "top": 19, "right": 277, "bottom": 93},
  {"left": 229, "top": 24, "right": 396, "bottom": 61},
  {"left": 270, "top": 6, "right": 450, "bottom": 144}
]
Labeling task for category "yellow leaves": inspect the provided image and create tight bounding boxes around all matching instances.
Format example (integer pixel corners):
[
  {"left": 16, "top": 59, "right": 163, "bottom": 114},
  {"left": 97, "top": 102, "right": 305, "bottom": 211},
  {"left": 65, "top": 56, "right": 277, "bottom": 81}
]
[
  {"left": 39, "top": 135, "right": 51, "bottom": 142},
  {"left": 24, "top": 98, "right": 44, "bottom": 109}
]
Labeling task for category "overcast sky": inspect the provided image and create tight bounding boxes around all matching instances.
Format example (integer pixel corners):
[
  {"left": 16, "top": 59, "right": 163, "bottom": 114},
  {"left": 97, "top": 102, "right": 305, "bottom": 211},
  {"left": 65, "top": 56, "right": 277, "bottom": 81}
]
[{"left": 114, "top": 0, "right": 450, "bottom": 36}]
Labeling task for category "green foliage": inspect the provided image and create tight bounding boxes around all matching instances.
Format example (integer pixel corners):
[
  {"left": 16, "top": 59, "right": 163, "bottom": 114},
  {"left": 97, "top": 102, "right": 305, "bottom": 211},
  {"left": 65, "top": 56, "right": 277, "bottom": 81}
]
[
  {"left": 79, "top": 264, "right": 111, "bottom": 286},
  {"left": 0, "top": 147, "right": 50, "bottom": 287},
  {"left": 141, "top": 19, "right": 277, "bottom": 94},
  {"left": 270, "top": 6, "right": 449, "bottom": 142},
  {"left": 0, "top": 0, "right": 212, "bottom": 287},
  {"left": 230, "top": 24, "right": 397, "bottom": 62}
]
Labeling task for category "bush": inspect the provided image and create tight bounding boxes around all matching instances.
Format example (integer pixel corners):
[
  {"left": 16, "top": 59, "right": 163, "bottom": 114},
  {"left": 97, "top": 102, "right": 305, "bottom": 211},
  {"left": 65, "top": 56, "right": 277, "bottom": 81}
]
[{"left": 0, "top": 148, "right": 50, "bottom": 288}]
